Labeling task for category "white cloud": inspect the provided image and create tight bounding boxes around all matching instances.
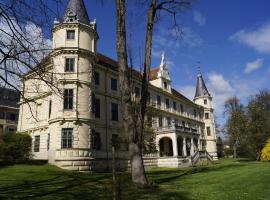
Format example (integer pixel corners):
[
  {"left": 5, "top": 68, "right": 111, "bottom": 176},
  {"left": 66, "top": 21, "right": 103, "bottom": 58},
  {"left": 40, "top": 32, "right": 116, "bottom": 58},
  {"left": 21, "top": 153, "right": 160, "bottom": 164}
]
[
  {"left": 193, "top": 11, "right": 206, "bottom": 26},
  {"left": 230, "top": 22, "right": 270, "bottom": 53},
  {"left": 244, "top": 58, "right": 263, "bottom": 74}
]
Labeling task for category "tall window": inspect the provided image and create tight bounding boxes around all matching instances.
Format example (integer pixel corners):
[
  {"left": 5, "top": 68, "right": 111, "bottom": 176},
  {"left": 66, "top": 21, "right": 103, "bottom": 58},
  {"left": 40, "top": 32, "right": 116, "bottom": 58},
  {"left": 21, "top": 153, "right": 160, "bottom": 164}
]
[
  {"left": 180, "top": 104, "right": 184, "bottom": 113},
  {"left": 111, "top": 103, "right": 118, "bottom": 121},
  {"left": 174, "top": 118, "right": 179, "bottom": 126},
  {"left": 173, "top": 101, "right": 177, "bottom": 110},
  {"left": 47, "top": 133, "right": 50, "bottom": 151},
  {"left": 34, "top": 135, "right": 40, "bottom": 152},
  {"left": 194, "top": 109, "right": 197, "bottom": 117},
  {"left": 62, "top": 128, "right": 73, "bottom": 149},
  {"left": 204, "top": 99, "right": 207, "bottom": 105},
  {"left": 66, "top": 30, "right": 75, "bottom": 40},
  {"left": 94, "top": 71, "right": 100, "bottom": 85},
  {"left": 65, "top": 58, "right": 75, "bottom": 72},
  {"left": 207, "top": 126, "right": 211, "bottom": 136},
  {"left": 205, "top": 112, "right": 209, "bottom": 119},
  {"left": 158, "top": 115, "right": 163, "bottom": 127},
  {"left": 167, "top": 117, "right": 171, "bottom": 127},
  {"left": 91, "top": 130, "right": 101, "bottom": 150},
  {"left": 147, "top": 92, "right": 151, "bottom": 103},
  {"left": 49, "top": 100, "right": 52, "bottom": 118},
  {"left": 7, "top": 113, "right": 16, "bottom": 121},
  {"left": 94, "top": 98, "right": 100, "bottom": 118},
  {"left": 164, "top": 82, "right": 168, "bottom": 89},
  {"left": 111, "top": 78, "right": 117, "bottom": 91},
  {"left": 182, "top": 121, "right": 185, "bottom": 127},
  {"left": 165, "top": 99, "right": 170, "bottom": 109},
  {"left": 135, "top": 87, "right": 140, "bottom": 97},
  {"left": 157, "top": 95, "right": 161, "bottom": 106},
  {"left": 64, "top": 89, "right": 73, "bottom": 110}
]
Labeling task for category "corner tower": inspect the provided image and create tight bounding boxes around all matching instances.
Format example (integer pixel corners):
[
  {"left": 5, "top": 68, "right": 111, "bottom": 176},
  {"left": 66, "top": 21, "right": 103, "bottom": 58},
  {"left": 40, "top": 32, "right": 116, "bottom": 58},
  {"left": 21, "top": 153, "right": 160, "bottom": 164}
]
[{"left": 193, "top": 68, "right": 218, "bottom": 160}]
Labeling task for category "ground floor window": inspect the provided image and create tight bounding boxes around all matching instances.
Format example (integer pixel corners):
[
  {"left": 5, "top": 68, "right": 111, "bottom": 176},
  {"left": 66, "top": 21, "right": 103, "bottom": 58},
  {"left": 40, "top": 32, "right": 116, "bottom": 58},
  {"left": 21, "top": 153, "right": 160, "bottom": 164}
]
[
  {"left": 91, "top": 130, "right": 101, "bottom": 150},
  {"left": 34, "top": 135, "right": 40, "bottom": 152},
  {"left": 61, "top": 128, "right": 73, "bottom": 149}
]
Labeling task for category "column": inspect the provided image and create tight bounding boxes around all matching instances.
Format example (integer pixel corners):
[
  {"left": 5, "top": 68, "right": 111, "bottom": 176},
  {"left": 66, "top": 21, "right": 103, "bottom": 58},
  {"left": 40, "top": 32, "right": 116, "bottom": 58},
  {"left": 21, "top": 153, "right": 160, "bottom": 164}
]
[
  {"left": 182, "top": 137, "right": 187, "bottom": 157},
  {"left": 191, "top": 138, "right": 194, "bottom": 156},
  {"left": 172, "top": 134, "right": 178, "bottom": 157}
]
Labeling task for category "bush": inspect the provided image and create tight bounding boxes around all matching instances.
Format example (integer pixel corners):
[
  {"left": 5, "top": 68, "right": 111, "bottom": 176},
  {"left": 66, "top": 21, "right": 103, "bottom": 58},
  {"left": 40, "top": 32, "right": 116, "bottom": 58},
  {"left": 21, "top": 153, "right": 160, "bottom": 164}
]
[
  {"left": 0, "top": 132, "right": 32, "bottom": 162},
  {"left": 261, "top": 139, "right": 270, "bottom": 161}
]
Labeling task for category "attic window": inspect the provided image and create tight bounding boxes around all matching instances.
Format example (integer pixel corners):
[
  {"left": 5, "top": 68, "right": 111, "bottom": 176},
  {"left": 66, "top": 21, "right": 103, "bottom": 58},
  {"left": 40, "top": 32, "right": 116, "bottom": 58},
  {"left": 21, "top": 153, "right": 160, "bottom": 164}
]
[{"left": 67, "top": 30, "right": 75, "bottom": 40}]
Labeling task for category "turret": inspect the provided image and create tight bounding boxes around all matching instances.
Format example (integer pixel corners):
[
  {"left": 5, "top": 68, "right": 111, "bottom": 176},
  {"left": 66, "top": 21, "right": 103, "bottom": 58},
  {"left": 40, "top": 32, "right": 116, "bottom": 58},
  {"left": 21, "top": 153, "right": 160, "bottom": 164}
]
[{"left": 193, "top": 67, "right": 218, "bottom": 160}]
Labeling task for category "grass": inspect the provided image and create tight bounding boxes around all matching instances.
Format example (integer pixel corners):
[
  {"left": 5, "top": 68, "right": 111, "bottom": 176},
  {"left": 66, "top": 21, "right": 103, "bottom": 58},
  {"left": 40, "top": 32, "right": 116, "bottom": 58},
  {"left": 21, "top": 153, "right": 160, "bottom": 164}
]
[{"left": 0, "top": 159, "right": 270, "bottom": 200}]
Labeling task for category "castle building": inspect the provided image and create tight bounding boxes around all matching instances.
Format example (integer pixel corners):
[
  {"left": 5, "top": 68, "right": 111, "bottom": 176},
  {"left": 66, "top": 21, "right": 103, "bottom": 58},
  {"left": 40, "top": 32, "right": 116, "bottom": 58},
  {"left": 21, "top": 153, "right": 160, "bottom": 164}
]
[
  {"left": 17, "top": 0, "right": 217, "bottom": 171},
  {"left": 0, "top": 87, "right": 20, "bottom": 133}
]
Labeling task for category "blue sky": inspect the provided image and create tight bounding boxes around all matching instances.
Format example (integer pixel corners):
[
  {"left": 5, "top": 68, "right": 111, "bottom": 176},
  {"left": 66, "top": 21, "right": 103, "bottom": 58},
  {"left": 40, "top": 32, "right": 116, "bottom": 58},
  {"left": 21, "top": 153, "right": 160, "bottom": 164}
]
[{"left": 56, "top": 0, "right": 270, "bottom": 126}]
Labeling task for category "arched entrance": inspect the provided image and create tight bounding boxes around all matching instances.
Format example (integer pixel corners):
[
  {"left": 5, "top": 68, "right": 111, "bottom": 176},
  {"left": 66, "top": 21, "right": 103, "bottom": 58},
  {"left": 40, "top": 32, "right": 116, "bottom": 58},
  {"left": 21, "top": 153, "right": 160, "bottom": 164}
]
[
  {"left": 177, "top": 136, "right": 183, "bottom": 156},
  {"left": 159, "top": 137, "right": 173, "bottom": 157}
]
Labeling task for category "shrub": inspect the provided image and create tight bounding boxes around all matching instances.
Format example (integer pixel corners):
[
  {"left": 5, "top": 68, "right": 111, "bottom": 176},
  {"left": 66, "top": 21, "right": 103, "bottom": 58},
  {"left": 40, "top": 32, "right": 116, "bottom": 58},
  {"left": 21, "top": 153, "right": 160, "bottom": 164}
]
[
  {"left": 0, "top": 132, "right": 32, "bottom": 162},
  {"left": 261, "top": 139, "right": 270, "bottom": 161}
]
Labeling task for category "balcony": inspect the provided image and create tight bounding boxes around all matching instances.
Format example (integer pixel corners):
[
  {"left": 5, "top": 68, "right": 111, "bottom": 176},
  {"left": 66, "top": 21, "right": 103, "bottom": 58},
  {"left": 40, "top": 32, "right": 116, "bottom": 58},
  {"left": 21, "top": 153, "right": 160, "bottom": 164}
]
[{"left": 157, "top": 124, "right": 199, "bottom": 135}]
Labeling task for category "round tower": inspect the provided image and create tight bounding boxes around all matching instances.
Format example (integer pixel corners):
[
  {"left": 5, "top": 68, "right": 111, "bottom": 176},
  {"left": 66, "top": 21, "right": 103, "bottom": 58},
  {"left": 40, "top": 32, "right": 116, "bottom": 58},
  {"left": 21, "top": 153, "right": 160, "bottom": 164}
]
[
  {"left": 193, "top": 68, "right": 218, "bottom": 160},
  {"left": 48, "top": 0, "right": 99, "bottom": 167}
]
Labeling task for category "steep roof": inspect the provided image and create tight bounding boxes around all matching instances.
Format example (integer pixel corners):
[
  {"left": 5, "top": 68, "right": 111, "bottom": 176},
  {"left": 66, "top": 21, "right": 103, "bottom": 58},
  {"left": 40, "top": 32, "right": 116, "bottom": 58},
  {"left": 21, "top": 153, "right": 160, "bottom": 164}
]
[
  {"left": 0, "top": 87, "right": 20, "bottom": 108},
  {"left": 62, "top": 0, "right": 90, "bottom": 24},
  {"left": 149, "top": 67, "right": 159, "bottom": 80},
  {"left": 194, "top": 72, "right": 210, "bottom": 99}
]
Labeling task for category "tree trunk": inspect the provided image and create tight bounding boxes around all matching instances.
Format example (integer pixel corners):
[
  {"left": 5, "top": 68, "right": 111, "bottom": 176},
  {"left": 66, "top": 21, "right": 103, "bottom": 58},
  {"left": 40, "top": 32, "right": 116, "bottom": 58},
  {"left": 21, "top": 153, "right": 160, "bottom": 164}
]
[
  {"left": 233, "top": 144, "right": 237, "bottom": 158},
  {"left": 116, "top": 0, "right": 148, "bottom": 186}
]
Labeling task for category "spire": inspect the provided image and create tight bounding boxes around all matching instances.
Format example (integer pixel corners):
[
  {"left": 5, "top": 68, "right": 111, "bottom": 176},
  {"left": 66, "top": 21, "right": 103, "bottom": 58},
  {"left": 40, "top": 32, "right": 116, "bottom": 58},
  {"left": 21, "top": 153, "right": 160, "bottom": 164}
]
[
  {"left": 62, "top": 0, "right": 90, "bottom": 24},
  {"left": 194, "top": 67, "right": 210, "bottom": 99}
]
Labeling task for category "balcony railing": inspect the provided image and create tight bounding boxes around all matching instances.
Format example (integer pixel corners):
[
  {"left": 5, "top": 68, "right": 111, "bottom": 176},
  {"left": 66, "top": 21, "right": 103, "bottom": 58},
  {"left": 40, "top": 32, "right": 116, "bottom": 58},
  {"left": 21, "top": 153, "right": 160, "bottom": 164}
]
[{"left": 157, "top": 124, "right": 198, "bottom": 134}]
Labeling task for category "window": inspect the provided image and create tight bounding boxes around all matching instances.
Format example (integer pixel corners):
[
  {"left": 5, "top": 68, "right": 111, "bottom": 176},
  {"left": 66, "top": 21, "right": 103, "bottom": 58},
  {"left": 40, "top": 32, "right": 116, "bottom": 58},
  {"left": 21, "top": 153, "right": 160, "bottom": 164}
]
[
  {"left": 182, "top": 121, "right": 185, "bottom": 127},
  {"left": 205, "top": 113, "right": 209, "bottom": 119},
  {"left": 167, "top": 117, "right": 171, "bottom": 127},
  {"left": 135, "top": 87, "right": 140, "bottom": 97},
  {"left": 194, "top": 109, "right": 197, "bottom": 117},
  {"left": 164, "top": 82, "right": 167, "bottom": 89},
  {"left": 64, "top": 89, "right": 73, "bottom": 110},
  {"left": 207, "top": 127, "right": 211, "bottom": 136},
  {"left": 174, "top": 119, "right": 179, "bottom": 126},
  {"left": 92, "top": 130, "right": 101, "bottom": 150},
  {"left": 158, "top": 115, "right": 163, "bottom": 127},
  {"left": 0, "top": 112, "right": 4, "bottom": 119},
  {"left": 180, "top": 104, "right": 184, "bottom": 113},
  {"left": 165, "top": 99, "right": 170, "bottom": 109},
  {"left": 7, "top": 113, "right": 16, "bottom": 121},
  {"left": 147, "top": 115, "right": 152, "bottom": 128},
  {"left": 111, "top": 78, "right": 117, "bottom": 91},
  {"left": 34, "top": 135, "right": 40, "bottom": 152},
  {"left": 111, "top": 103, "right": 118, "bottom": 121},
  {"left": 49, "top": 100, "right": 52, "bottom": 118},
  {"left": 204, "top": 99, "right": 207, "bottom": 105},
  {"left": 173, "top": 102, "right": 177, "bottom": 110},
  {"left": 94, "top": 98, "right": 100, "bottom": 118},
  {"left": 66, "top": 30, "right": 75, "bottom": 40},
  {"left": 61, "top": 128, "right": 73, "bottom": 149},
  {"left": 94, "top": 71, "right": 100, "bottom": 85},
  {"left": 147, "top": 92, "right": 151, "bottom": 103},
  {"left": 65, "top": 58, "right": 75, "bottom": 72},
  {"left": 6, "top": 126, "right": 15, "bottom": 132},
  {"left": 111, "top": 134, "right": 119, "bottom": 149},
  {"left": 157, "top": 95, "right": 161, "bottom": 106},
  {"left": 47, "top": 133, "right": 50, "bottom": 151}
]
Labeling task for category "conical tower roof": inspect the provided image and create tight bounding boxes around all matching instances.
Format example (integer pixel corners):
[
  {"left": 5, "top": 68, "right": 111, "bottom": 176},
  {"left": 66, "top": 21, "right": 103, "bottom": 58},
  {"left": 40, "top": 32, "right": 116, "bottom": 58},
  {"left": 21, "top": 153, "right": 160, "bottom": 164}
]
[
  {"left": 194, "top": 71, "right": 210, "bottom": 99},
  {"left": 62, "top": 0, "right": 90, "bottom": 24}
]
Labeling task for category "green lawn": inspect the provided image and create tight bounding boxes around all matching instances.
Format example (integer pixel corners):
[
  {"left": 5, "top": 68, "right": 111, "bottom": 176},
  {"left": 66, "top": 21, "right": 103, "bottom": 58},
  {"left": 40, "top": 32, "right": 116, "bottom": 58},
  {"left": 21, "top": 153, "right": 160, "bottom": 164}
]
[{"left": 0, "top": 159, "right": 269, "bottom": 200}]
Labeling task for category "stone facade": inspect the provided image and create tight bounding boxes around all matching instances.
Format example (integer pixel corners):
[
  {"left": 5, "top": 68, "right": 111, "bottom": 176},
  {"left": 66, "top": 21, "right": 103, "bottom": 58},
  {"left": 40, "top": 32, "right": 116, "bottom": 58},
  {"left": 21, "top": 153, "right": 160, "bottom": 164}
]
[{"left": 17, "top": 0, "right": 217, "bottom": 171}]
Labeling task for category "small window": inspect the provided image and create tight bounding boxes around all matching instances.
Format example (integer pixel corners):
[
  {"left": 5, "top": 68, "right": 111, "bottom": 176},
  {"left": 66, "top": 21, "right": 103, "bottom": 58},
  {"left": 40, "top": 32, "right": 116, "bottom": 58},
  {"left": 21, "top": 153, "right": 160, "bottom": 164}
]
[
  {"left": 157, "top": 95, "right": 161, "bottom": 106},
  {"left": 65, "top": 58, "right": 75, "bottom": 72},
  {"left": 182, "top": 121, "right": 185, "bottom": 127},
  {"left": 205, "top": 113, "right": 209, "bottom": 119},
  {"left": 6, "top": 126, "right": 15, "bottom": 132},
  {"left": 7, "top": 113, "right": 17, "bottom": 121},
  {"left": 0, "top": 112, "right": 5, "bottom": 119},
  {"left": 111, "top": 134, "right": 119, "bottom": 149},
  {"left": 180, "top": 104, "right": 184, "bottom": 113},
  {"left": 174, "top": 119, "right": 179, "bottom": 126},
  {"left": 94, "top": 71, "right": 100, "bottom": 85},
  {"left": 135, "top": 87, "right": 140, "bottom": 97},
  {"left": 165, "top": 99, "right": 170, "bottom": 109},
  {"left": 67, "top": 30, "right": 75, "bottom": 40},
  {"left": 167, "top": 117, "right": 171, "bottom": 127},
  {"left": 111, "top": 103, "right": 118, "bottom": 121},
  {"left": 164, "top": 82, "right": 167, "bottom": 89},
  {"left": 207, "top": 127, "right": 211, "bottom": 136},
  {"left": 194, "top": 109, "right": 197, "bottom": 117},
  {"left": 64, "top": 89, "right": 73, "bottom": 110},
  {"left": 111, "top": 78, "right": 117, "bottom": 91},
  {"left": 94, "top": 98, "right": 100, "bottom": 118},
  {"left": 158, "top": 115, "right": 163, "bottom": 127},
  {"left": 204, "top": 99, "right": 207, "bottom": 105},
  {"left": 49, "top": 100, "right": 52, "bottom": 118},
  {"left": 92, "top": 130, "right": 101, "bottom": 150},
  {"left": 34, "top": 135, "right": 40, "bottom": 152},
  {"left": 173, "top": 102, "right": 177, "bottom": 110},
  {"left": 62, "top": 128, "right": 73, "bottom": 149}
]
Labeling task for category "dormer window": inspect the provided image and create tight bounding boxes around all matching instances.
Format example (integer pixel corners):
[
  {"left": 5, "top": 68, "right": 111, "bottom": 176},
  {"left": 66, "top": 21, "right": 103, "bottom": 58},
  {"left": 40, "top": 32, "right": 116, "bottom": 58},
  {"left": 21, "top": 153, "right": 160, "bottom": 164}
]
[{"left": 67, "top": 30, "right": 75, "bottom": 40}]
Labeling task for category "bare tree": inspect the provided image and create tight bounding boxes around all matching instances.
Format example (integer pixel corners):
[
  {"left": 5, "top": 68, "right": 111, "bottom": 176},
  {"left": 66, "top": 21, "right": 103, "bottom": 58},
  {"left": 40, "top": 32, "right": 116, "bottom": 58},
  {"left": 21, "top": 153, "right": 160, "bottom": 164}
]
[{"left": 116, "top": 0, "right": 193, "bottom": 186}]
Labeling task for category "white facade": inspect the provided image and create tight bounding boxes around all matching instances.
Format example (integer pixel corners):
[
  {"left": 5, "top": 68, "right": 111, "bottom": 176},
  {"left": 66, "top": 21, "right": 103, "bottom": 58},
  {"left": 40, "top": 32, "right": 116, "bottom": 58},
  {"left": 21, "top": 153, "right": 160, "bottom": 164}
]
[{"left": 17, "top": 0, "right": 217, "bottom": 171}]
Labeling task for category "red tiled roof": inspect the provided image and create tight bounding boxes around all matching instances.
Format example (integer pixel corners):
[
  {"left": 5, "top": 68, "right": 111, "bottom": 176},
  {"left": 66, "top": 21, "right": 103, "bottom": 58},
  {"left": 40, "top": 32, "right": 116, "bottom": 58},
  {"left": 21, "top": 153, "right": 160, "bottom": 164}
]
[{"left": 149, "top": 67, "right": 159, "bottom": 80}]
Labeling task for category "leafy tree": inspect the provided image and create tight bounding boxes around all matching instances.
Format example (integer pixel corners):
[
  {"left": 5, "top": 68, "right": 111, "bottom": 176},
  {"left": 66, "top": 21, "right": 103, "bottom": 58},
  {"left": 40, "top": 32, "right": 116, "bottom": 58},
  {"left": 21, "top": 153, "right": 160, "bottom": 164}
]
[{"left": 261, "top": 138, "right": 270, "bottom": 161}]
